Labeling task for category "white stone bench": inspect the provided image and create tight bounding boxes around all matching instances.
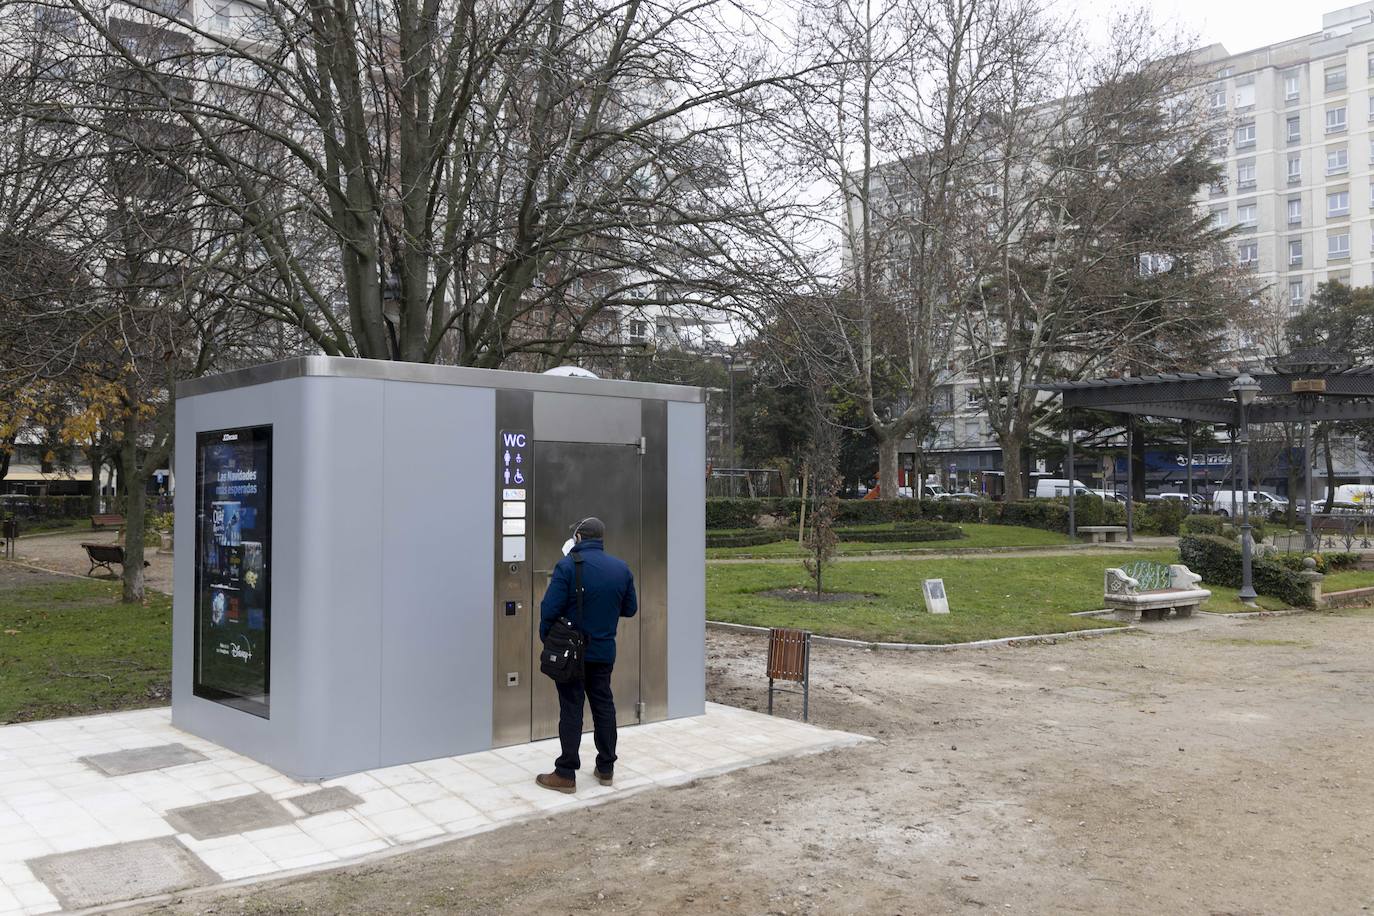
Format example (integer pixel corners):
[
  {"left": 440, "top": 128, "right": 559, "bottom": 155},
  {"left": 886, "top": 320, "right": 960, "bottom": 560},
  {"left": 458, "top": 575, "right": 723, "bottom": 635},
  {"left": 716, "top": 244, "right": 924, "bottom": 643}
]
[
  {"left": 1079, "top": 525, "right": 1127, "bottom": 544},
  {"left": 1104, "top": 561, "right": 1211, "bottom": 622}
]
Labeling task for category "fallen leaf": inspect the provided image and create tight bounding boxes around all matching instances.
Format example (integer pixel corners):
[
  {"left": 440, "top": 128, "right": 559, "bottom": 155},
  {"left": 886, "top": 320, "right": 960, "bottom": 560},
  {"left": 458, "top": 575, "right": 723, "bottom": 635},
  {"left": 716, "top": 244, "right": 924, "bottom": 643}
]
[{"left": 3, "top": 629, "right": 18, "bottom": 636}]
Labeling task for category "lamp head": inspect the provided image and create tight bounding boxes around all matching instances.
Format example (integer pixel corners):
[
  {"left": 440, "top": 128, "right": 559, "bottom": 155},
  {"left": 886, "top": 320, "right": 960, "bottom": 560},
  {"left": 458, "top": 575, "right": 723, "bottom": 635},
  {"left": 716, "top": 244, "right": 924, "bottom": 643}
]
[{"left": 1230, "top": 372, "right": 1260, "bottom": 407}]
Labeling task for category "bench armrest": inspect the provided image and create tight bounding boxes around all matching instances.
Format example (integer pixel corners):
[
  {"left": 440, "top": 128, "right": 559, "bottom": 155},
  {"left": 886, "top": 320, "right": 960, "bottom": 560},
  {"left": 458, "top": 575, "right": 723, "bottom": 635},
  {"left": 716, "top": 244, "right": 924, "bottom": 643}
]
[
  {"left": 1104, "top": 567, "right": 1138, "bottom": 596},
  {"left": 1168, "top": 564, "right": 1203, "bottom": 590}
]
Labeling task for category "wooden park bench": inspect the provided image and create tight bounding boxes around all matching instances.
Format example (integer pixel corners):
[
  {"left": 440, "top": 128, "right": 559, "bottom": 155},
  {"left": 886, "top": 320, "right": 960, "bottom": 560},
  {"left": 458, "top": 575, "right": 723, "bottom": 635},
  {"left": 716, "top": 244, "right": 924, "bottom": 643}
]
[
  {"left": 81, "top": 542, "right": 149, "bottom": 577},
  {"left": 766, "top": 627, "right": 812, "bottom": 722},
  {"left": 1078, "top": 525, "right": 1128, "bottom": 544},
  {"left": 90, "top": 514, "right": 125, "bottom": 530},
  {"left": 1104, "top": 560, "right": 1210, "bottom": 622}
]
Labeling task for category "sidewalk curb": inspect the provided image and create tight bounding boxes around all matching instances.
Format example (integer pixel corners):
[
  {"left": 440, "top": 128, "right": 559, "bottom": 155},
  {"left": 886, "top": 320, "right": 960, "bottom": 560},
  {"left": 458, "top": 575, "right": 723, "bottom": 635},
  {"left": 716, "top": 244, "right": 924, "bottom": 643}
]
[{"left": 706, "top": 620, "right": 1134, "bottom": 651}]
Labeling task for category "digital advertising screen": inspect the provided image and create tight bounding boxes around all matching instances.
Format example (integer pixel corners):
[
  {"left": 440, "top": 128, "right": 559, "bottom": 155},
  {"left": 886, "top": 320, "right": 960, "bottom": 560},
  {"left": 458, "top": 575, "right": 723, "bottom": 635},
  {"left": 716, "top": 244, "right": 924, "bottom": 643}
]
[{"left": 194, "top": 425, "right": 272, "bottom": 717}]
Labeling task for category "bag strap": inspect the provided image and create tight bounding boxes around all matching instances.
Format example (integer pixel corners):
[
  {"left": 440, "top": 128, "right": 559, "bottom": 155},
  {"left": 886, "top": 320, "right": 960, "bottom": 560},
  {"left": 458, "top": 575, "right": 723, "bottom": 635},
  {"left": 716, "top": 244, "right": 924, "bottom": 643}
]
[{"left": 572, "top": 553, "right": 585, "bottom": 629}]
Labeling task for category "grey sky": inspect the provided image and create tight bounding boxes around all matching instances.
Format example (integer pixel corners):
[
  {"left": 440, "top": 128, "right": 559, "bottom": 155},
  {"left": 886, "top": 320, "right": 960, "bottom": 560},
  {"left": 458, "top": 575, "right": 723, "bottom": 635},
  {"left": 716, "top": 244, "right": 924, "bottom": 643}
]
[{"left": 1065, "top": 0, "right": 1327, "bottom": 56}]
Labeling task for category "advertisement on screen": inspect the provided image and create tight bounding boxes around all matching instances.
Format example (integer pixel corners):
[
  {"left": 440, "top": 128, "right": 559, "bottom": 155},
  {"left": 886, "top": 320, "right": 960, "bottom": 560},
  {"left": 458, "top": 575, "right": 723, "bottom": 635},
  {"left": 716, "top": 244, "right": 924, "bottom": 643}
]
[{"left": 194, "top": 425, "right": 272, "bottom": 717}]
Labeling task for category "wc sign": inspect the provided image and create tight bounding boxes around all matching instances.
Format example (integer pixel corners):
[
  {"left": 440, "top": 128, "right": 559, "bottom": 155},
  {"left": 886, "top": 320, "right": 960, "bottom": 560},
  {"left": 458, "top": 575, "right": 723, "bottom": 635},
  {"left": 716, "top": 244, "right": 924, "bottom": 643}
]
[{"left": 499, "top": 431, "right": 529, "bottom": 562}]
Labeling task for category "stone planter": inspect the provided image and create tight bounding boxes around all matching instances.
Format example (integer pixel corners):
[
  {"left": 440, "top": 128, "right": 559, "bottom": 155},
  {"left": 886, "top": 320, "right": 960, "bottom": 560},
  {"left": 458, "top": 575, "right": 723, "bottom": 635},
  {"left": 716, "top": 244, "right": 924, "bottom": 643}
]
[{"left": 159, "top": 530, "right": 174, "bottom": 554}]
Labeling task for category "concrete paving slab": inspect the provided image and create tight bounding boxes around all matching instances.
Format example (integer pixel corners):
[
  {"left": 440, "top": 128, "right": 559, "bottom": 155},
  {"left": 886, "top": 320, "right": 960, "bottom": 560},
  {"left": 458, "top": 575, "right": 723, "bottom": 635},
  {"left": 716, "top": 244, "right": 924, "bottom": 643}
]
[
  {"left": 26, "top": 837, "right": 218, "bottom": 911},
  {"left": 78, "top": 744, "right": 207, "bottom": 777},
  {"left": 0, "top": 705, "right": 867, "bottom": 913},
  {"left": 287, "top": 787, "right": 363, "bottom": 817},
  {"left": 164, "top": 793, "right": 294, "bottom": 840}
]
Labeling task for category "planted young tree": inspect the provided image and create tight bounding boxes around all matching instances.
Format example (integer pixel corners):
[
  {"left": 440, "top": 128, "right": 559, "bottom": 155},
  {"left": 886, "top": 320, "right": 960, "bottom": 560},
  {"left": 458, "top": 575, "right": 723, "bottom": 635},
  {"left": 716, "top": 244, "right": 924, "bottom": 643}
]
[{"left": 802, "top": 388, "right": 842, "bottom": 595}]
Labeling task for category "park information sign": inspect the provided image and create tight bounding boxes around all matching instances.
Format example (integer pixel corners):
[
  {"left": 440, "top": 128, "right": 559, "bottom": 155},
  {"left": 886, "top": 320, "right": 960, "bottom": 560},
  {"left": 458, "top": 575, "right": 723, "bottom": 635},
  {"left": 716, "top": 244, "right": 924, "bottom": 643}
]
[
  {"left": 193, "top": 425, "right": 273, "bottom": 717},
  {"left": 923, "top": 578, "right": 950, "bottom": 615}
]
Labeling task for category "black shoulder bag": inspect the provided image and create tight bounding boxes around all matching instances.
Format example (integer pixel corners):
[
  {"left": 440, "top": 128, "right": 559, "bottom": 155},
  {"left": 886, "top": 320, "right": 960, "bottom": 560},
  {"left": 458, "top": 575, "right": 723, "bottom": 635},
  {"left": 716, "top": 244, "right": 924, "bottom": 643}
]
[{"left": 540, "top": 554, "right": 586, "bottom": 684}]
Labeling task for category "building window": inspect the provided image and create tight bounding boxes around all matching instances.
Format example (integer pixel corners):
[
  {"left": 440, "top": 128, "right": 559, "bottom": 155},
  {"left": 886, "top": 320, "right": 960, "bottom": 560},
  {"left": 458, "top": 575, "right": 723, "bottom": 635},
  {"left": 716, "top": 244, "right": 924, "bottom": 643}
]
[
  {"left": 1219, "top": 66, "right": 1234, "bottom": 78},
  {"left": 1289, "top": 279, "right": 1304, "bottom": 305},
  {"left": 1237, "top": 202, "right": 1257, "bottom": 227},
  {"left": 1210, "top": 207, "right": 1228, "bottom": 229},
  {"left": 1328, "top": 146, "right": 1349, "bottom": 174},
  {"left": 1287, "top": 116, "right": 1301, "bottom": 142},
  {"left": 1209, "top": 85, "right": 1226, "bottom": 109},
  {"left": 1285, "top": 70, "right": 1301, "bottom": 100},
  {"left": 1326, "top": 66, "right": 1347, "bottom": 92},
  {"left": 1289, "top": 238, "right": 1303, "bottom": 265},
  {"left": 1288, "top": 153, "right": 1302, "bottom": 183},
  {"left": 1209, "top": 179, "right": 1226, "bottom": 197},
  {"left": 1238, "top": 241, "right": 1258, "bottom": 264},
  {"left": 1288, "top": 197, "right": 1302, "bottom": 224},
  {"left": 1280, "top": 70, "right": 1302, "bottom": 100},
  {"left": 1237, "top": 159, "right": 1256, "bottom": 189},
  {"left": 1328, "top": 190, "right": 1350, "bottom": 216},
  {"left": 1236, "top": 122, "right": 1256, "bottom": 147},
  {"left": 1329, "top": 233, "right": 1351, "bottom": 258},
  {"left": 1327, "top": 107, "right": 1348, "bottom": 133},
  {"left": 628, "top": 319, "right": 648, "bottom": 341},
  {"left": 1235, "top": 80, "right": 1256, "bottom": 109}
]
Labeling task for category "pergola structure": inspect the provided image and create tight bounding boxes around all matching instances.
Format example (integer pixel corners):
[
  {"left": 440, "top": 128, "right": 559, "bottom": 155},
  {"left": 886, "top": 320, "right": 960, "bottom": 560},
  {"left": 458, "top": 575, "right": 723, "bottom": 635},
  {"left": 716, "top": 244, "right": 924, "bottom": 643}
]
[{"left": 1041, "top": 352, "right": 1374, "bottom": 606}]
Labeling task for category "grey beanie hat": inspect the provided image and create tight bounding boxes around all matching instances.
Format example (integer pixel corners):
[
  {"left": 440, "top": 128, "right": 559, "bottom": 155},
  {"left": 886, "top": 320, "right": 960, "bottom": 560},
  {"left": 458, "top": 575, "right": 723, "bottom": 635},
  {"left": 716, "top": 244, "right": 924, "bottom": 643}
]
[{"left": 572, "top": 516, "right": 606, "bottom": 539}]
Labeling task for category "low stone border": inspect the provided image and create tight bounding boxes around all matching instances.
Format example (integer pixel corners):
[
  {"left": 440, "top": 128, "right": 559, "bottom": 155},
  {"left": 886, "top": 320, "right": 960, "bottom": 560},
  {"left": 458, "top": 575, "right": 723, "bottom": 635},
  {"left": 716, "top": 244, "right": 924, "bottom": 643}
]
[
  {"left": 710, "top": 541, "right": 1164, "bottom": 561},
  {"left": 706, "top": 619, "right": 1134, "bottom": 651},
  {"left": 1321, "top": 586, "right": 1374, "bottom": 609}
]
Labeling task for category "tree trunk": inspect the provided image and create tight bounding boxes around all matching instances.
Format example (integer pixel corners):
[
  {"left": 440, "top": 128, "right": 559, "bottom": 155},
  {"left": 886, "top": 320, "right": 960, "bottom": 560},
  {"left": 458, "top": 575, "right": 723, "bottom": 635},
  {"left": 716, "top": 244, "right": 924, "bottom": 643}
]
[
  {"left": 1285, "top": 428, "right": 1298, "bottom": 530},
  {"left": 1000, "top": 433, "right": 1024, "bottom": 500},
  {"left": 119, "top": 433, "right": 147, "bottom": 603},
  {"left": 877, "top": 431, "right": 900, "bottom": 500},
  {"left": 89, "top": 454, "right": 103, "bottom": 515}
]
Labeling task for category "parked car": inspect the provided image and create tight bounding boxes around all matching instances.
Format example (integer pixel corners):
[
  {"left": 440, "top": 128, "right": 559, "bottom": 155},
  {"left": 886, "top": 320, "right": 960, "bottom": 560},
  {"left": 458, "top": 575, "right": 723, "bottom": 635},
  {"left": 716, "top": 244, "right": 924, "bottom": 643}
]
[
  {"left": 945, "top": 491, "right": 983, "bottom": 501},
  {"left": 1211, "top": 489, "right": 1289, "bottom": 518},
  {"left": 1146, "top": 492, "right": 1207, "bottom": 510},
  {"left": 1034, "top": 478, "right": 1091, "bottom": 499},
  {"left": 0, "top": 494, "right": 36, "bottom": 518}
]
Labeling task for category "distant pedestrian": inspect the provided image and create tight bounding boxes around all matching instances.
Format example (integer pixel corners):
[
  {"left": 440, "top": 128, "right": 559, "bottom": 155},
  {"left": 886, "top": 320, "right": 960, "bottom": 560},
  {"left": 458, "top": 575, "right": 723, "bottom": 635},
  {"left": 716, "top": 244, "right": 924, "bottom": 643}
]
[{"left": 536, "top": 516, "right": 637, "bottom": 793}]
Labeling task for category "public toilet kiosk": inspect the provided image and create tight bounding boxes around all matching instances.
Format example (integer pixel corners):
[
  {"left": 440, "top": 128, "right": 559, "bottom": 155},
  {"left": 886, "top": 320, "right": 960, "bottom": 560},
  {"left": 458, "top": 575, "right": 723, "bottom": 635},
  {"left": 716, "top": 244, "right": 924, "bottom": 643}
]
[{"left": 171, "top": 357, "right": 706, "bottom": 780}]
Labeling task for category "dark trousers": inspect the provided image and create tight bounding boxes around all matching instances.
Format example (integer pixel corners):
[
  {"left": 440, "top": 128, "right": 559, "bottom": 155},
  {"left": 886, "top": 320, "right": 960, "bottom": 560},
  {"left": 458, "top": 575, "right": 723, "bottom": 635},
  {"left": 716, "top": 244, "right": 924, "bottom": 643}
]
[{"left": 554, "top": 661, "right": 616, "bottom": 780}]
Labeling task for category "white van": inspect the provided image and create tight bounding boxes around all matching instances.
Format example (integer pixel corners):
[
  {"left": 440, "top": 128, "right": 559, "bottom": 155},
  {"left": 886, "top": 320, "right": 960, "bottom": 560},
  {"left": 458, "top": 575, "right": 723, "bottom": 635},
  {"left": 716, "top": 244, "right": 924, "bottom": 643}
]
[
  {"left": 1035, "top": 478, "right": 1093, "bottom": 499},
  {"left": 1325, "top": 484, "right": 1374, "bottom": 506},
  {"left": 1211, "top": 490, "right": 1289, "bottom": 517}
]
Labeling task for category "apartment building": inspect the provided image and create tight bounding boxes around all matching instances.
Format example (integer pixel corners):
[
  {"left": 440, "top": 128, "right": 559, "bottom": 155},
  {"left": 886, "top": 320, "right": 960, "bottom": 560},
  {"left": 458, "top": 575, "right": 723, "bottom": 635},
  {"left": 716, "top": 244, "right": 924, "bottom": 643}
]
[{"left": 1204, "top": 2, "right": 1374, "bottom": 320}]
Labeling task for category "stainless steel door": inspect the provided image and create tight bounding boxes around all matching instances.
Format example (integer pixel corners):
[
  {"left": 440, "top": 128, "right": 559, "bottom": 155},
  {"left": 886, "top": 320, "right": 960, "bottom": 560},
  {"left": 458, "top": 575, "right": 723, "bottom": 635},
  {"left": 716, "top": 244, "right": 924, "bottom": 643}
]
[{"left": 531, "top": 442, "right": 642, "bottom": 740}]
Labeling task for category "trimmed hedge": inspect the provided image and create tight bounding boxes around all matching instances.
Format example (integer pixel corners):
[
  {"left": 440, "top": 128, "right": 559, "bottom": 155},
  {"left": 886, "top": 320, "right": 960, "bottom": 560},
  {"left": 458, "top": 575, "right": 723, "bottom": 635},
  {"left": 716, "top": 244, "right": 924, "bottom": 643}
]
[
  {"left": 1271, "top": 551, "right": 1360, "bottom": 574},
  {"left": 705, "top": 528, "right": 786, "bottom": 549},
  {"left": 705, "top": 498, "right": 764, "bottom": 530},
  {"left": 1181, "top": 514, "right": 1231, "bottom": 539},
  {"left": 832, "top": 521, "right": 966, "bottom": 543},
  {"left": 1178, "top": 534, "right": 1314, "bottom": 607}
]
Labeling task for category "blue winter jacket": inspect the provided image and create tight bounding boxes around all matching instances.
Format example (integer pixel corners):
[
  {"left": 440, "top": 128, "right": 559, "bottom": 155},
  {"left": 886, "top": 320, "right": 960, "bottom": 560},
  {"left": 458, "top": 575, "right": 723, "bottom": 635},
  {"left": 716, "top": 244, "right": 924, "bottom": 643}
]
[{"left": 539, "top": 539, "right": 637, "bottom": 664}]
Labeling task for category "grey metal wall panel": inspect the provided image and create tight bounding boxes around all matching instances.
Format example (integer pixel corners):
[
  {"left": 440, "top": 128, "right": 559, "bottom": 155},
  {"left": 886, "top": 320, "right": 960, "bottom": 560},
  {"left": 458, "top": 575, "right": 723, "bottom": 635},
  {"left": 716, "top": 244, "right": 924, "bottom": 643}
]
[
  {"left": 294, "top": 377, "right": 386, "bottom": 777},
  {"left": 533, "top": 391, "right": 641, "bottom": 444},
  {"left": 639, "top": 400, "right": 669, "bottom": 722},
  {"left": 665, "top": 401, "right": 706, "bottom": 718},
  {"left": 380, "top": 382, "right": 495, "bottom": 765},
  {"left": 171, "top": 378, "right": 311, "bottom": 778}
]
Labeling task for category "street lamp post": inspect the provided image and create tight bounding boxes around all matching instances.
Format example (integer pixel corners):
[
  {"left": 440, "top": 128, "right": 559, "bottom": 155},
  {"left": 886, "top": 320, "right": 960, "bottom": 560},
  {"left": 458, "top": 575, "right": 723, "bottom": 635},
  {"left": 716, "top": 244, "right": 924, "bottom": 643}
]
[
  {"left": 725, "top": 353, "right": 736, "bottom": 496},
  {"left": 1231, "top": 373, "right": 1261, "bottom": 607}
]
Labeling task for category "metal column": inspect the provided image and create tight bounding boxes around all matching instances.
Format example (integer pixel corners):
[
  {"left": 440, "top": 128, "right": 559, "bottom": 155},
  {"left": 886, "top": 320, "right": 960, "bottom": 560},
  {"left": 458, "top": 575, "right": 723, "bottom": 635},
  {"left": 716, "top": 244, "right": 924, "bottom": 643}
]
[
  {"left": 1304, "top": 419, "right": 1315, "bottom": 552},
  {"left": 1124, "top": 415, "right": 1134, "bottom": 542},
  {"left": 1184, "top": 420, "right": 1194, "bottom": 514},
  {"left": 1238, "top": 401, "right": 1258, "bottom": 605},
  {"left": 1067, "top": 414, "right": 1076, "bottom": 540}
]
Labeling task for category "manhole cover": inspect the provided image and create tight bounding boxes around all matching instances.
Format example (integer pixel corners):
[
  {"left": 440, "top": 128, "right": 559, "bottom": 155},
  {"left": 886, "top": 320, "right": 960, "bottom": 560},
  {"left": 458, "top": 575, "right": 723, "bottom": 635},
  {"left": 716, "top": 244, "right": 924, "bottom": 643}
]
[
  {"left": 28, "top": 837, "right": 220, "bottom": 910},
  {"left": 291, "top": 786, "right": 363, "bottom": 816},
  {"left": 79, "top": 743, "right": 208, "bottom": 777},
  {"left": 165, "top": 792, "right": 294, "bottom": 840}
]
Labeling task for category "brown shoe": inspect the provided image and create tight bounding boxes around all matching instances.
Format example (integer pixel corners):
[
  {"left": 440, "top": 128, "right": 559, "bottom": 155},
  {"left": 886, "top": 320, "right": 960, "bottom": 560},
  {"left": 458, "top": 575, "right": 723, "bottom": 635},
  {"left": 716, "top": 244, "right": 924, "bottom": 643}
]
[
  {"left": 536, "top": 772, "right": 576, "bottom": 794},
  {"left": 595, "top": 770, "right": 613, "bottom": 786}
]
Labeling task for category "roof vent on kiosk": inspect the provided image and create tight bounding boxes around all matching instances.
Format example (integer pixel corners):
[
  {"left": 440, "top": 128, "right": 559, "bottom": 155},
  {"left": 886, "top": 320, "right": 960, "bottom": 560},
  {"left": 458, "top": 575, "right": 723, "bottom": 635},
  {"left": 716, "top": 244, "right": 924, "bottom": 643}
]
[{"left": 542, "top": 366, "right": 599, "bottom": 379}]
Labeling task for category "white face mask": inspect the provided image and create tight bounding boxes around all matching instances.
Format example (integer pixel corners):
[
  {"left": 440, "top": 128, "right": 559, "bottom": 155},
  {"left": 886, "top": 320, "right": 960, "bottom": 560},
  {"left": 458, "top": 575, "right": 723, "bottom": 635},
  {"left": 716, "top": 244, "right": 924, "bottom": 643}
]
[{"left": 561, "top": 537, "right": 575, "bottom": 556}]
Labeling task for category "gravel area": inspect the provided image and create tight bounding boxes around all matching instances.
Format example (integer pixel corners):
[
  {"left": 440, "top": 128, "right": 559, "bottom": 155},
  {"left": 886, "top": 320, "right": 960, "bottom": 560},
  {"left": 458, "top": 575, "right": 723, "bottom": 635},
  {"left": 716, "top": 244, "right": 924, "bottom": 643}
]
[
  {"left": 128, "top": 610, "right": 1374, "bottom": 915},
  {"left": 11, "top": 530, "right": 173, "bottom": 593}
]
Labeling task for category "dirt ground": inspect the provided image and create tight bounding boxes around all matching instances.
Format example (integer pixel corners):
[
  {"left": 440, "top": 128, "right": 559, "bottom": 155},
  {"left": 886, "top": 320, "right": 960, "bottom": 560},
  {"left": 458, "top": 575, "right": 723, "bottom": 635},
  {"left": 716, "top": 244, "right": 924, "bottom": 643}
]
[
  {"left": 124, "top": 611, "right": 1374, "bottom": 916},
  {"left": 10, "top": 530, "right": 173, "bottom": 593}
]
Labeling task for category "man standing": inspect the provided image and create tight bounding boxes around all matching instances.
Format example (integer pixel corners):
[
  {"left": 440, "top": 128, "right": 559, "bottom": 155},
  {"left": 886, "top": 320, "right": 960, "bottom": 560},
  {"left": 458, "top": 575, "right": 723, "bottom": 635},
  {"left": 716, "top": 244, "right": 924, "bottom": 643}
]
[{"left": 536, "top": 516, "right": 637, "bottom": 793}]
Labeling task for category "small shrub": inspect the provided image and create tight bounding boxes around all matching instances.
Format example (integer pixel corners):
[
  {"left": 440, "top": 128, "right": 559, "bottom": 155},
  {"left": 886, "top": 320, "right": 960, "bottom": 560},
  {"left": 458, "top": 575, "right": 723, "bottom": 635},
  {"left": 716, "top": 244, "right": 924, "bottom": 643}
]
[
  {"left": 1270, "top": 551, "right": 1359, "bottom": 574},
  {"left": 833, "top": 521, "right": 966, "bottom": 543},
  {"left": 1138, "top": 500, "right": 1188, "bottom": 536},
  {"left": 705, "top": 528, "right": 786, "bottom": 548}
]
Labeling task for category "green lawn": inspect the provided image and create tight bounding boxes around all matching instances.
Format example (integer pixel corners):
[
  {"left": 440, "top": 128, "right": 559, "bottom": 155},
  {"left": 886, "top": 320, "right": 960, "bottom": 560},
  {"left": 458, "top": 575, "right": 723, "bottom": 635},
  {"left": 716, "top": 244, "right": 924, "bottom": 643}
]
[
  {"left": 0, "top": 578, "right": 171, "bottom": 723},
  {"left": 1196, "top": 585, "right": 1291, "bottom": 614},
  {"left": 1323, "top": 568, "right": 1374, "bottom": 592},
  {"left": 704, "top": 550, "right": 1193, "bottom": 643},
  {"left": 707, "top": 523, "right": 1073, "bottom": 559}
]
